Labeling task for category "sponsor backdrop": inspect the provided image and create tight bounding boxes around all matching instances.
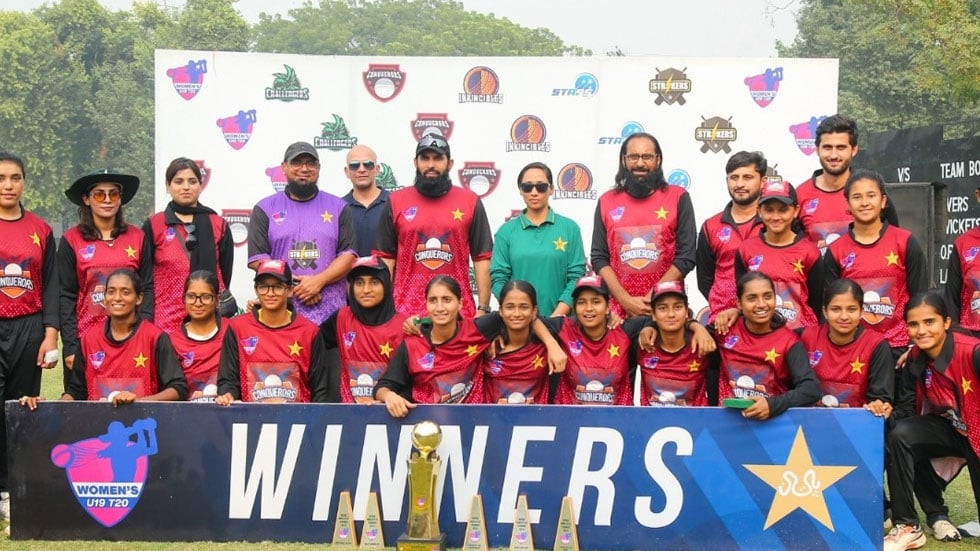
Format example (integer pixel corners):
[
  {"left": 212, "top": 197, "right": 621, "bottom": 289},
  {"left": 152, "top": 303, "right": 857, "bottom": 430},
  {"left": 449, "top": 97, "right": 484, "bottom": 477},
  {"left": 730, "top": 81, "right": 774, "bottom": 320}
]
[
  {"left": 8, "top": 402, "right": 882, "bottom": 549},
  {"left": 155, "top": 50, "right": 839, "bottom": 309}
]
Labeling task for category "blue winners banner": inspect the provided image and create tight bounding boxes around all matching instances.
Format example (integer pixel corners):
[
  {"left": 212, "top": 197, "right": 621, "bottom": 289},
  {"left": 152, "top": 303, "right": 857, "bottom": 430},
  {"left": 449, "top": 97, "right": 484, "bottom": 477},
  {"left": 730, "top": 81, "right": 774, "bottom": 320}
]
[{"left": 6, "top": 403, "right": 883, "bottom": 549}]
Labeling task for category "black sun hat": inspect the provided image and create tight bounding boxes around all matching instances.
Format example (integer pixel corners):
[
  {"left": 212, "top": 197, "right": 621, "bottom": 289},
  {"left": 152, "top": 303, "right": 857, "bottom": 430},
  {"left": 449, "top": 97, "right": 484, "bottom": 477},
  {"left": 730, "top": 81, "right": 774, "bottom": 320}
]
[{"left": 65, "top": 169, "right": 140, "bottom": 206}]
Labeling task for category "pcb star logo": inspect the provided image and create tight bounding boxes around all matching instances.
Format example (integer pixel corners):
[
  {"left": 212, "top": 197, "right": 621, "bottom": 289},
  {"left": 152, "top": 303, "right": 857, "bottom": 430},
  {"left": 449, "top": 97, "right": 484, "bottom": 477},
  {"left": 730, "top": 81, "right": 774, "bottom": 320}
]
[
  {"left": 963, "top": 377, "right": 973, "bottom": 395},
  {"left": 792, "top": 259, "right": 805, "bottom": 275},
  {"left": 849, "top": 357, "right": 865, "bottom": 374},
  {"left": 744, "top": 426, "right": 856, "bottom": 530},
  {"left": 553, "top": 236, "right": 567, "bottom": 251},
  {"left": 379, "top": 341, "right": 393, "bottom": 358},
  {"left": 764, "top": 347, "right": 780, "bottom": 365},
  {"left": 688, "top": 359, "right": 701, "bottom": 372},
  {"left": 465, "top": 344, "right": 479, "bottom": 356},
  {"left": 321, "top": 211, "right": 334, "bottom": 223},
  {"left": 607, "top": 344, "right": 620, "bottom": 358},
  {"left": 885, "top": 250, "right": 899, "bottom": 266},
  {"left": 452, "top": 208, "right": 464, "bottom": 221},
  {"left": 30, "top": 232, "right": 40, "bottom": 246},
  {"left": 125, "top": 245, "right": 137, "bottom": 258},
  {"left": 655, "top": 207, "right": 669, "bottom": 220},
  {"left": 133, "top": 352, "right": 148, "bottom": 368},
  {"left": 288, "top": 340, "right": 303, "bottom": 356}
]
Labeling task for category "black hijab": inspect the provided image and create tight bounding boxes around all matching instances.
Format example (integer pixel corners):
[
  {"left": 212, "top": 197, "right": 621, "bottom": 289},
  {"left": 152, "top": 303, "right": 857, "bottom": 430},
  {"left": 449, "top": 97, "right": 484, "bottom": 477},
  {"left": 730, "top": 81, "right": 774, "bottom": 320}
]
[{"left": 346, "top": 258, "right": 396, "bottom": 326}]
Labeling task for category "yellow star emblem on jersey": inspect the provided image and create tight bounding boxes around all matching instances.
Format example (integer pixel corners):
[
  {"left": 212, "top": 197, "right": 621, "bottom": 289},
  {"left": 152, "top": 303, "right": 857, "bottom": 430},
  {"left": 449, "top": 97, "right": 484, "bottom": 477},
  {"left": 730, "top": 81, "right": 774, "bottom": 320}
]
[
  {"left": 607, "top": 344, "right": 620, "bottom": 358},
  {"left": 379, "top": 341, "right": 393, "bottom": 358},
  {"left": 532, "top": 354, "right": 544, "bottom": 369},
  {"left": 288, "top": 340, "right": 303, "bottom": 356},
  {"left": 688, "top": 359, "right": 701, "bottom": 372},
  {"left": 452, "top": 208, "right": 465, "bottom": 221},
  {"left": 466, "top": 344, "right": 479, "bottom": 356},
  {"left": 764, "top": 347, "right": 780, "bottom": 365},
  {"left": 792, "top": 259, "right": 805, "bottom": 275},
  {"left": 553, "top": 236, "right": 567, "bottom": 251},
  {"left": 963, "top": 377, "right": 973, "bottom": 395},
  {"left": 133, "top": 352, "right": 148, "bottom": 368},
  {"left": 655, "top": 206, "right": 669, "bottom": 220},
  {"left": 850, "top": 357, "right": 865, "bottom": 374},
  {"left": 30, "top": 232, "right": 40, "bottom": 246},
  {"left": 744, "top": 426, "right": 856, "bottom": 530},
  {"left": 125, "top": 245, "right": 137, "bottom": 258},
  {"left": 885, "top": 250, "right": 899, "bottom": 266},
  {"left": 321, "top": 211, "right": 334, "bottom": 223}
]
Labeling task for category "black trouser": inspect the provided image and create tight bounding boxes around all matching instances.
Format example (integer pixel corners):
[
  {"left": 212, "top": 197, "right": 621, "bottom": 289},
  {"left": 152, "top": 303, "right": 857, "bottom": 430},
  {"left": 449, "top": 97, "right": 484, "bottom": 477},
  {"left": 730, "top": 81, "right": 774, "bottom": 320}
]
[{"left": 0, "top": 313, "right": 44, "bottom": 492}]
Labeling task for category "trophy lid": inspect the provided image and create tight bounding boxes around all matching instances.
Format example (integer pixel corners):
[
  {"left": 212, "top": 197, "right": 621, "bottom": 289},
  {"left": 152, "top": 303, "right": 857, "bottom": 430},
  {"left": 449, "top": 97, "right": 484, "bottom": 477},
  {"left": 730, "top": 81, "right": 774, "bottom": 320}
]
[{"left": 411, "top": 421, "right": 442, "bottom": 454}]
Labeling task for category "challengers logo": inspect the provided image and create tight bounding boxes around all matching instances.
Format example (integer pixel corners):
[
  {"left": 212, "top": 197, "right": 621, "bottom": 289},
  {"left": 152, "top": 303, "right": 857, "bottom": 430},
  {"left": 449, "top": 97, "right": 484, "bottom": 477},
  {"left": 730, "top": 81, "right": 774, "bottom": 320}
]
[
  {"left": 362, "top": 64, "right": 406, "bottom": 102},
  {"left": 315, "top": 114, "right": 358, "bottom": 151},
  {"left": 695, "top": 116, "right": 737, "bottom": 154},
  {"left": 506, "top": 115, "right": 551, "bottom": 153},
  {"left": 554, "top": 163, "right": 596, "bottom": 200},
  {"left": 789, "top": 115, "right": 828, "bottom": 156},
  {"left": 265, "top": 64, "right": 310, "bottom": 101},
  {"left": 649, "top": 67, "right": 692, "bottom": 105},
  {"left": 552, "top": 72, "right": 599, "bottom": 98},
  {"left": 216, "top": 109, "right": 257, "bottom": 150},
  {"left": 221, "top": 209, "right": 250, "bottom": 247},
  {"left": 598, "top": 121, "right": 644, "bottom": 145},
  {"left": 744, "top": 67, "right": 783, "bottom": 107},
  {"left": 410, "top": 113, "right": 454, "bottom": 141},
  {"left": 165, "top": 59, "right": 207, "bottom": 100},
  {"left": 460, "top": 66, "right": 503, "bottom": 104},
  {"left": 458, "top": 162, "right": 501, "bottom": 198},
  {"left": 0, "top": 259, "right": 33, "bottom": 299},
  {"left": 376, "top": 163, "right": 400, "bottom": 190},
  {"left": 414, "top": 233, "right": 454, "bottom": 270}
]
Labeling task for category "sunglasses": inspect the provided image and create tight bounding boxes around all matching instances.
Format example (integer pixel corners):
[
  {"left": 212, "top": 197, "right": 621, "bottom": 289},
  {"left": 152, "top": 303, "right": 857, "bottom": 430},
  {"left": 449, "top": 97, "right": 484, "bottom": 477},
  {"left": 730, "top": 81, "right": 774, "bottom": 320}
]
[
  {"left": 89, "top": 189, "right": 121, "bottom": 202},
  {"left": 348, "top": 161, "right": 377, "bottom": 171},
  {"left": 184, "top": 223, "right": 197, "bottom": 251},
  {"left": 519, "top": 182, "right": 550, "bottom": 194}
]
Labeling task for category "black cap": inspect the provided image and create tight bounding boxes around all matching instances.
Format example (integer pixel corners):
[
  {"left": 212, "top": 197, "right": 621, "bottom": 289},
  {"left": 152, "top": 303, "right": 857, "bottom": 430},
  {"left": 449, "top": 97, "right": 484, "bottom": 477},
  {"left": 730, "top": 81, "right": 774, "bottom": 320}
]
[
  {"left": 758, "top": 180, "right": 798, "bottom": 205},
  {"left": 283, "top": 141, "right": 319, "bottom": 163},
  {"left": 253, "top": 259, "right": 293, "bottom": 284},
  {"left": 65, "top": 170, "right": 140, "bottom": 206},
  {"left": 415, "top": 133, "right": 451, "bottom": 159}
]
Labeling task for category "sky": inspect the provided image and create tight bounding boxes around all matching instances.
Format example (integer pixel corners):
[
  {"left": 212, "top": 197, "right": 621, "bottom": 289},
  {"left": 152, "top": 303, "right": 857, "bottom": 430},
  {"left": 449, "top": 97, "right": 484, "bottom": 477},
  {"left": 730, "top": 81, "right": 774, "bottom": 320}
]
[{"left": 0, "top": 0, "right": 802, "bottom": 57}]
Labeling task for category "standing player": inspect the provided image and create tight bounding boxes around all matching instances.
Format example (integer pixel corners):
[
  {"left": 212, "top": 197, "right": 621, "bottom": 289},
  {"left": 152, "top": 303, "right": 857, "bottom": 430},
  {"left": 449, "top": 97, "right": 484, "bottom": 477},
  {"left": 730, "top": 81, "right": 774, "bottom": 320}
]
[{"left": 943, "top": 180, "right": 980, "bottom": 336}]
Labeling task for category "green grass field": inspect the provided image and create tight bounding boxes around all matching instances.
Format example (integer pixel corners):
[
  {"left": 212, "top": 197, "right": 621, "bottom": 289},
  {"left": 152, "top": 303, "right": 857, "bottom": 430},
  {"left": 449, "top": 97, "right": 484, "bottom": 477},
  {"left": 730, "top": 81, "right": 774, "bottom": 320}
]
[{"left": 3, "top": 366, "right": 980, "bottom": 549}]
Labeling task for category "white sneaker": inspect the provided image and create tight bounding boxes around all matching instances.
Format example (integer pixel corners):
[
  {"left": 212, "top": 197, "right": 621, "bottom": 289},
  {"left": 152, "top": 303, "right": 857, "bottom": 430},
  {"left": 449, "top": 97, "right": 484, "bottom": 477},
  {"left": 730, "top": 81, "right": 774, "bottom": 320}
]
[
  {"left": 930, "top": 519, "right": 962, "bottom": 542},
  {"left": 0, "top": 491, "right": 8, "bottom": 522},
  {"left": 884, "top": 524, "right": 927, "bottom": 551}
]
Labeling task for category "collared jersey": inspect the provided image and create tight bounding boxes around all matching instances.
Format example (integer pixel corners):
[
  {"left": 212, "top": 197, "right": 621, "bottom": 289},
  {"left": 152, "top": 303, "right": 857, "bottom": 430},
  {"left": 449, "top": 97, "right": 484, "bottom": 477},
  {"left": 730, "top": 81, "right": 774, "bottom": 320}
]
[
  {"left": 945, "top": 228, "right": 980, "bottom": 331},
  {"left": 737, "top": 234, "right": 821, "bottom": 330}
]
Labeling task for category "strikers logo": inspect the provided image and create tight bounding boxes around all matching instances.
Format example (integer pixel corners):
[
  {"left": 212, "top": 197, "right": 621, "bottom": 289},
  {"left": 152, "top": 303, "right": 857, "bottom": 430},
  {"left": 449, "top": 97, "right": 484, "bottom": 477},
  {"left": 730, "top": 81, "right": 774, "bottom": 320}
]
[
  {"left": 216, "top": 109, "right": 257, "bottom": 150},
  {"left": 315, "top": 114, "right": 358, "bottom": 151},
  {"left": 764, "top": 164, "right": 784, "bottom": 185},
  {"left": 460, "top": 66, "right": 503, "bottom": 104},
  {"left": 0, "top": 258, "right": 33, "bottom": 299},
  {"left": 362, "top": 64, "right": 406, "bottom": 102},
  {"left": 458, "top": 162, "right": 501, "bottom": 198},
  {"left": 598, "top": 121, "right": 644, "bottom": 145},
  {"left": 410, "top": 113, "right": 454, "bottom": 141},
  {"left": 288, "top": 240, "right": 321, "bottom": 270},
  {"left": 414, "top": 233, "right": 454, "bottom": 270},
  {"left": 744, "top": 67, "right": 784, "bottom": 107},
  {"left": 554, "top": 163, "right": 596, "bottom": 200},
  {"left": 617, "top": 231, "right": 661, "bottom": 269},
  {"left": 649, "top": 67, "right": 692, "bottom": 105},
  {"left": 165, "top": 59, "right": 207, "bottom": 100},
  {"left": 265, "top": 64, "right": 310, "bottom": 101},
  {"left": 506, "top": 115, "right": 551, "bottom": 153},
  {"left": 552, "top": 72, "right": 599, "bottom": 98},
  {"left": 695, "top": 116, "right": 737, "bottom": 154},
  {"left": 222, "top": 209, "right": 250, "bottom": 247},
  {"left": 265, "top": 165, "right": 287, "bottom": 192},
  {"left": 789, "top": 115, "right": 828, "bottom": 155},
  {"left": 376, "top": 163, "right": 400, "bottom": 190},
  {"left": 51, "top": 418, "right": 158, "bottom": 527}
]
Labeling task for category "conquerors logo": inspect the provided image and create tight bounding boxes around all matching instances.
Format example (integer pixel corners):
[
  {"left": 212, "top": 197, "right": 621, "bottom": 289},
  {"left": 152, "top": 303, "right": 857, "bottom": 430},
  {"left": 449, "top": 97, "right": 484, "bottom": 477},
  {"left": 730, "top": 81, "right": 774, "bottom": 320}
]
[
  {"left": 554, "top": 163, "right": 596, "bottom": 200},
  {"left": 789, "top": 115, "right": 828, "bottom": 155},
  {"left": 459, "top": 66, "right": 503, "bottom": 104},
  {"left": 863, "top": 287, "right": 896, "bottom": 324},
  {"left": 193, "top": 160, "right": 211, "bottom": 190},
  {"left": 457, "top": 162, "right": 501, "bottom": 198},
  {"left": 376, "top": 163, "right": 400, "bottom": 190},
  {"left": 216, "top": 109, "right": 257, "bottom": 150},
  {"left": 265, "top": 64, "right": 310, "bottom": 101},
  {"left": 414, "top": 233, "right": 454, "bottom": 270},
  {"left": 649, "top": 67, "right": 692, "bottom": 105},
  {"left": 90, "top": 273, "right": 108, "bottom": 309},
  {"left": 695, "top": 116, "right": 737, "bottom": 154},
  {"left": 165, "top": 59, "right": 207, "bottom": 100},
  {"left": 506, "top": 115, "right": 551, "bottom": 152},
  {"left": 315, "top": 114, "right": 358, "bottom": 151},
  {"left": 618, "top": 230, "right": 661, "bottom": 269},
  {"left": 0, "top": 259, "right": 33, "bottom": 299},
  {"left": 362, "top": 64, "right": 406, "bottom": 102},
  {"left": 744, "top": 67, "right": 784, "bottom": 107},
  {"left": 51, "top": 418, "right": 158, "bottom": 527},
  {"left": 410, "top": 113, "right": 454, "bottom": 141},
  {"left": 250, "top": 366, "right": 298, "bottom": 402},
  {"left": 222, "top": 209, "right": 250, "bottom": 247}
]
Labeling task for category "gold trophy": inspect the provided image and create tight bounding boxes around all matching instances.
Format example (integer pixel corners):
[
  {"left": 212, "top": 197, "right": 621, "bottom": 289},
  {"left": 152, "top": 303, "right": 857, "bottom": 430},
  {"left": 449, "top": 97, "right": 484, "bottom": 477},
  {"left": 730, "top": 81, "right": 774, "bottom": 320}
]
[{"left": 397, "top": 420, "right": 447, "bottom": 551}]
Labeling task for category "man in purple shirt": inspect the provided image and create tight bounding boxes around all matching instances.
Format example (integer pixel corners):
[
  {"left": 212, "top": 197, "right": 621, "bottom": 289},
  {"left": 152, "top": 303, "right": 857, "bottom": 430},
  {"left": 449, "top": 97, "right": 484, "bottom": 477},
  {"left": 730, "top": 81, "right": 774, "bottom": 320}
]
[{"left": 248, "top": 141, "right": 357, "bottom": 324}]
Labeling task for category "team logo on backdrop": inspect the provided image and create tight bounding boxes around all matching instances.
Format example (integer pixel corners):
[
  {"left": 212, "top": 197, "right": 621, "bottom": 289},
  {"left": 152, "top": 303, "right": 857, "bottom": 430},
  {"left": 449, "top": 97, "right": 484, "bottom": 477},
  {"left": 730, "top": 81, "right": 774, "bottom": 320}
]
[
  {"left": 265, "top": 165, "right": 287, "bottom": 192},
  {"left": 216, "top": 109, "right": 257, "bottom": 150},
  {"left": 410, "top": 113, "right": 454, "bottom": 141},
  {"left": 598, "top": 121, "right": 644, "bottom": 145},
  {"left": 504, "top": 209, "right": 522, "bottom": 223},
  {"left": 744, "top": 67, "right": 783, "bottom": 107},
  {"left": 695, "top": 116, "right": 737, "bottom": 154},
  {"left": 459, "top": 66, "right": 503, "bottom": 104},
  {"left": 764, "top": 165, "right": 785, "bottom": 185},
  {"left": 165, "top": 59, "right": 207, "bottom": 100},
  {"left": 506, "top": 115, "right": 551, "bottom": 152},
  {"left": 789, "top": 115, "right": 828, "bottom": 155},
  {"left": 51, "top": 418, "right": 158, "bottom": 527},
  {"left": 414, "top": 233, "right": 454, "bottom": 270},
  {"left": 552, "top": 72, "right": 599, "bottom": 98},
  {"left": 288, "top": 240, "right": 320, "bottom": 270},
  {"left": 315, "top": 114, "right": 358, "bottom": 151},
  {"left": 0, "top": 259, "right": 33, "bottom": 299},
  {"left": 362, "top": 64, "right": 406, "bottom": 102},
  {"left": 554, "top": 163, "right": 595, "bottom": 200},
  {"left": 265, "top": 64, "right": 310, "bottom": 101},
  {"left": 376, "top": 163, "right": 400, "bottom": 190},
  {"left": 458, "top": 162, "right": 501, "bottom": 198},
  {"left": 667, "top": 169, "right": 691, "bottom": 189},
  {"left": 649, "top": 67, "right": 692, "bottom": 105},
  {"left": 193, "top": 160, "right": 211, "bottom": 189},
  {"left": 222, "top": 209, "right": 251, "bottom": 247}
]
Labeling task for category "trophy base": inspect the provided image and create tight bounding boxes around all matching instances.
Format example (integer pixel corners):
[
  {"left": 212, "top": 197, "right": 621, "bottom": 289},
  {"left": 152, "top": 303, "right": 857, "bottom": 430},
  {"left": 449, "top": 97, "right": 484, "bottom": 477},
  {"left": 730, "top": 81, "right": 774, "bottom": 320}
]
[{"left": 396, "top": 533, "right": 447, "bottom": 551}]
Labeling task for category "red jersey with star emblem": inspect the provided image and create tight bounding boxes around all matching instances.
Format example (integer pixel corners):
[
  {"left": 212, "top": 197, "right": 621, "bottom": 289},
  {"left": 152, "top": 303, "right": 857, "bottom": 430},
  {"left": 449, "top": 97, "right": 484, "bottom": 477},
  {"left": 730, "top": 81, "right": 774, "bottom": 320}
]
[
  {"left": 553, "top": 318, "right": 634, "bottom": 406},
  {"left": 401, "top": 318, "right": 489, "bottom": 404},
  {"left": 79, "top": 320, "right": 164, "bottom": 400},
  {"left": 0, "top": 211, "right": 54, "bottom": 318},
  {"left": 637, "top": 334, "right": 708, "bottom": 407},
  {"left": 697, "top": 208, "right": 762, "bottom": 319},
  {"left": 947, "top": 228, "right": 980, "bottom": 331},
  {"left": 795, "top": 177, "right": 851, "bottom": 250},
  {"left": 597, "top": 186, "right": 687, "bottom": 317},
  {"left": 482, "top": 341, "right": 550, "bottom": 404},
  {"left": 225, "top": 312, "right": 318, "bottom": 403},
  {"left": 717, "top": 320, "right": 798, "bottom": 401},
  {"left": 737, "top": 235, "right": 821, "bottom": 330},
  {"left": 169, "top": 322, "right": 227, "bottom": 402},
  {"left": 334, "top": 307, "right": 406, "bottom": 403},
  {"left": 799, "top": 324, "right": 888, "bottom": 408}
]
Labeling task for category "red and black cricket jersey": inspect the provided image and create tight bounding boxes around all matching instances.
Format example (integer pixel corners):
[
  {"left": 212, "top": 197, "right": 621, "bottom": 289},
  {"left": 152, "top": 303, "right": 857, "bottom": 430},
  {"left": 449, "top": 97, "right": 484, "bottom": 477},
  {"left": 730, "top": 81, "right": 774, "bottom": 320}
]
[
  {"left": 483, "top": 341, "right": 550, "bottom": 404},
  {"left": 796, "top": 176, "right": 851, "bottom": 250},
  {"left": 800, "top": 324, "right": 888, "bottom": 407},
  {"left": 698, "top": 207, "right": 762, "bottom": 319},
  {"left": 0, "top": 210, "right": 55, "bottom": 320},
  {"left": 636, "top": 333, "right": 708, "bottom": 406},
  {"left": 948, "top": 228, "right": 980, "bottom": 331},
  {"left": 717, "top": 319, "right": 799, "bottom": 401},
  {"left": 737, "top": 234, "right": 821, "bottom": 330},
  {"left": 169, "top": 322, "right": 227, "bottom": 402},
  {"left": 911, "top": 333, "right": 980, "bottom": 456},
  {"left": 334, "top": 308, "right": 406, "bottom": 404},
  {"left": 553, "top": 318, "right": 634, "bottom": 406},
  {"left": 401, "top": 318, "right": 490, "bottom": 404},
  {"left": 224, "top": 312, "right": 319, "bottom": 403},
  {"left": 79, "top": 321, "right": 165, "bottom": 400}
]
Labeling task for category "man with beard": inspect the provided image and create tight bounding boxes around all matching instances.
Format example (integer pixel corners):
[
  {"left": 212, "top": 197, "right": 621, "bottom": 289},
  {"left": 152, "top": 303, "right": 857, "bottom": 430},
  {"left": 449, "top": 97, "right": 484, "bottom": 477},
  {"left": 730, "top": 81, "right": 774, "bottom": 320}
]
[
  {"left": 248, "top": 141, "right": 357, "bottom": 324},
  {"left": 342, "top": 144, "right": 389, "bottom": 256},
  {"left": 796, "top": 114, "right": 898, "bottom": 251},
  {"left": 591, "top": 132, "right": 696, "bottom": 318},
  {"left": 374, "top": 133, "right": 492, "bottom": 318},
  {"left": 696, "top": 151, "right": 765, "bottom": 322}
]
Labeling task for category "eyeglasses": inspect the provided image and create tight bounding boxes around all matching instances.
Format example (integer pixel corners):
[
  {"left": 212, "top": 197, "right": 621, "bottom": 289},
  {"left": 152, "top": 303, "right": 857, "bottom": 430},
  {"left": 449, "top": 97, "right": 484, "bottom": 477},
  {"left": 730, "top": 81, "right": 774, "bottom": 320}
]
[
  {"left": 288, "top": 158, "right": 320, "bottom": 169},
  {"left": 348, "top": 161, "right": 376, "bottom": 171},
  {"left": 624, "top": 153, "right": 659, "bottom": 163},
  {"left": 184, "top": 223, "right": 197, "bottom": 251},
  {"left": 256, "top": 283, "right": 289, "bottom": 295},
  {"left": 184, "top": 292, "right": 215, "bottom": 304},
  {"left": 89, "top": 189, "right": 121, "bottom": 202},
  {"left": 519, "top": 182, "right": 550, "bottom": 194}
]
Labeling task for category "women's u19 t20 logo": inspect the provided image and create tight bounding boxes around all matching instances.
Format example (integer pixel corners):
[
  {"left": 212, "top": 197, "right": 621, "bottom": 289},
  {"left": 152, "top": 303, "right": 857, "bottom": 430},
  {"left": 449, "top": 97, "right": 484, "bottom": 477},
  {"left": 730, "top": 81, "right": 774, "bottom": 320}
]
[{"left": 50, "top": 418, "right": 159, "bottom": 527}]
